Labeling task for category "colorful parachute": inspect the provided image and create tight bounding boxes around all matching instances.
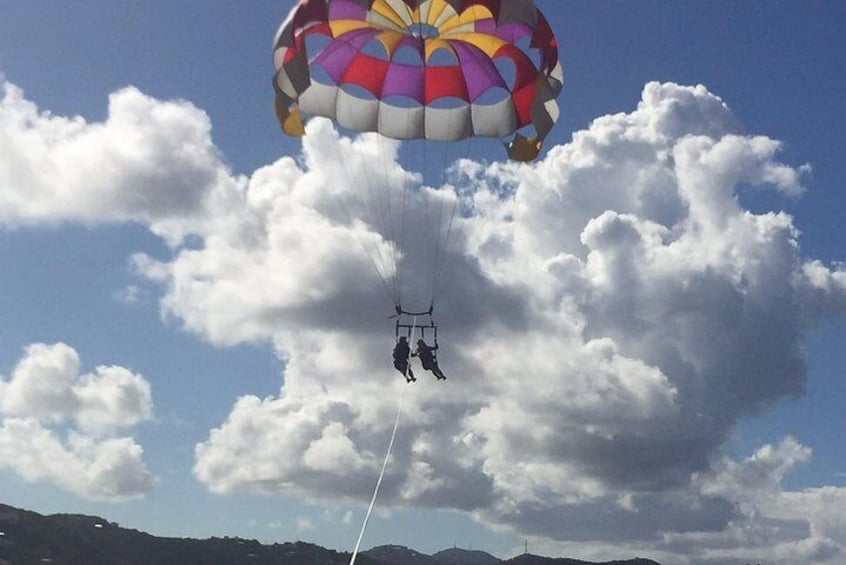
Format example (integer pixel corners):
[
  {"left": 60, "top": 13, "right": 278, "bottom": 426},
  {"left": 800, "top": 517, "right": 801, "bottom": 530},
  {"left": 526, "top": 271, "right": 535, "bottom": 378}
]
[{"left": 273, "top": 0, "right": 563, "bottom": 161}]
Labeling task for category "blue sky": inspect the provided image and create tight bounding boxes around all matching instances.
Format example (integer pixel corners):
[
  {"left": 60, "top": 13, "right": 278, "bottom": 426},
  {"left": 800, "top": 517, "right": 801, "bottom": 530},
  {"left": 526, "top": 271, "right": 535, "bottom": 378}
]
[{"left": 1, "top": 2, "right": 846, "bottom": 564}]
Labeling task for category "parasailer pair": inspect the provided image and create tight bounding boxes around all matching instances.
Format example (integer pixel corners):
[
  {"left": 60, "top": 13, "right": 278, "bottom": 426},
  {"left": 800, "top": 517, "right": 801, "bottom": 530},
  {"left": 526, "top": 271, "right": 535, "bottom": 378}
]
[
  {"left": 273, "top": 0, "right": 562, "bottom": 378},
  {"left": 393, "top": 336, "right": 445, "bottom": 383}
]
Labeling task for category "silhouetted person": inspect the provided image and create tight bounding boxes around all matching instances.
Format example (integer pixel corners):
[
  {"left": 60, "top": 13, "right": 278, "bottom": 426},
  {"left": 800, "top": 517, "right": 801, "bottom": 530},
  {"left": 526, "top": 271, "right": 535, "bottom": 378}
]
[
  {"left": 413, "top": 339, "right": 446, "bottom": 380},
  {"left": 393, "top": 336, "right": 416, "bottom": 382}
]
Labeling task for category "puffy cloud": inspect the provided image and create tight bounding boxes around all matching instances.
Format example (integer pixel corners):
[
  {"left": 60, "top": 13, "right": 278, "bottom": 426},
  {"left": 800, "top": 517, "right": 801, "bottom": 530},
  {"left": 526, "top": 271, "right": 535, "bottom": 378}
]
[
  {"left": 518, "top": 439, "right": 844, "bottom": 565},
  {"left": 0, "top": 80, "right": 241, "bottom": 242},
  {"left": 0, "top": 421, "right": 156, "bottom": 500},
  {"left": 0, "top": 343, "right": 156, "bottom": 499},
  {"left": 652, "top": 438, "right": 845, "bottom": 565},
  {"left": 796, "top": 259, "right": 846, "bottom": 321},
  {"left": 139, "top": 81, "right": 846, "bottom": 558},
  {"left": 126, "top": 80, "right": 842, "bottom": 562},
  {"left": 0, "top": 342, "right": 152, "bottom": 434},
  {"left": 296, "top": 517, "right": 315, "bottom": 532},
  {"left": 698, "top": 437, "right": 813, "bottom": 506}
]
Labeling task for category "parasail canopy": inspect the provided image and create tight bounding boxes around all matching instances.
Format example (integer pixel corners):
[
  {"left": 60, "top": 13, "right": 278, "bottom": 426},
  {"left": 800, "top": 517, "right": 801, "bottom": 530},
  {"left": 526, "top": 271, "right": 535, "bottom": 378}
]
[{"left": 273, "top": 0, "right": 563, "bottom": 161}]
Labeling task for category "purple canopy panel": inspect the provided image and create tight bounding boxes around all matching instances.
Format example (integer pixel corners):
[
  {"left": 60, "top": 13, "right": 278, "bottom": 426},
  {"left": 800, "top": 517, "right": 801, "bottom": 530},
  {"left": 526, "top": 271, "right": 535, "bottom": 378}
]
[
  {"left": 332, "top": 26, "right": 381, "bottom": 45},
  {"left": 312, "top": 29, "right": 380, "bottom": 83},
  {"left": 382, "top": 62, "right": 425, "bottom": 102},
  {"left": 473, "top": 18, "right": 497, "bottom": 35},
  {"left": 492, "top": 22, "right": 532, "bottom": 44},
  {"left": 450, "top": 40, "right": 508, "bottom": 102},
  {"left": 328, "top": 0, "right": 368, "bottom": 21}
]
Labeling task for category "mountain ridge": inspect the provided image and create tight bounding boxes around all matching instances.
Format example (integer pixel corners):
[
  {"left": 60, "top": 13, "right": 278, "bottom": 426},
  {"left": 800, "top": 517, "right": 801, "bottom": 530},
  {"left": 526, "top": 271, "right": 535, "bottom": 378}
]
[{"left": 0, "top": 503, "right": 661, "bottom": 565}]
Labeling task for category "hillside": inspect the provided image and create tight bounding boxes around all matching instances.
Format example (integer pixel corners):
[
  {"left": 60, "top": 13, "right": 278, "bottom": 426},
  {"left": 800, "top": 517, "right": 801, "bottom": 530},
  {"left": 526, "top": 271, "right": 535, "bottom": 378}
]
[
  {"left": 0, "top": 504, "right": 661, "bottom": 565},
  {"left": 504, "top": 555, "right": 661, "bottom": 565}
]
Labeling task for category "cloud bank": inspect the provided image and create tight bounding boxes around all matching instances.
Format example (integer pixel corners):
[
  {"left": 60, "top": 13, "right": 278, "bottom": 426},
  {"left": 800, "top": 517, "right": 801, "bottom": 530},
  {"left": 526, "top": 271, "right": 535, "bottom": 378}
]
[
  {"left": 147, "top": 81, "right": 844, "bottom": 563},
  {"left": 0, "top": 81, "right": 240, "bottom": 242},
  {"left": 3, "top": 78, "right": 846, "bottom": 563},
  {"left": 0, "top": 343, "right": 156, "bottom": 499}
]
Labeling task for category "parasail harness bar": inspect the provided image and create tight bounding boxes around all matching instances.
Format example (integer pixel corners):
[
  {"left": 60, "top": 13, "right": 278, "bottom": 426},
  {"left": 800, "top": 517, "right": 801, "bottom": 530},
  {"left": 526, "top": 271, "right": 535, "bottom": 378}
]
[
  {"left": 392, "top": 304, "right": 438, "bottom": 358},
  {"left": 391, "top": 303, "right": 434, "bottom": 317}
]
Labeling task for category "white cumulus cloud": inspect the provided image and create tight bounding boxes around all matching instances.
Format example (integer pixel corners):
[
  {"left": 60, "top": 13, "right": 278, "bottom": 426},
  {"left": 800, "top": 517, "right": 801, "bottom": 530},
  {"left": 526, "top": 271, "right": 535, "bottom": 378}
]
[
  {"left": 0, "top": 343, "right": 156, "bottom": 499},
  {"left": 0, "top": 80, "right": 242, "bottom": 243},
  {"left": 169, "top": 81, "right": 844, "bottom": 564}
]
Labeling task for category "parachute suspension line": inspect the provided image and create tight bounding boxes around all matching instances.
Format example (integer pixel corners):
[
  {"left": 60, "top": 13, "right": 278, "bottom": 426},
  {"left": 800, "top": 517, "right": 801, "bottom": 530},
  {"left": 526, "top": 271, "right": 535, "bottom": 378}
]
[
  {"left": 329, "top": 134, "right": 400, "bottom": 306},
  {"left": 397, "top": 105, "right": 416, "bottom": 307},
  {"left": 431, "top": 134, "right": 471, "bottom": 306},
  {"left": 376, "top": 118, "right": 412, "bottom": 309},
  {"left": 386, "top": 138, "right": 402, "bottom": 302},
  {"left": 416, "top": 30, "right": 439, "bottom": 313},
  {"left": 345, "top": 177, "right": 396, "bottom": 303},
  {"left": 372, "top": 133, "right": 397, "bottom": 294},
  {"left": 429, "top": 174, "right": 446, "bottom": 305},
  {"left": 428, "top": 113, "right": 453, "bottom": 303},
  {"left": 361, "top": 135, "right": 400, "bottom": 302},
  {"left": 425, "top": 102, "right": 468, "bottom": 308},
  {"left": 374, "top": 133, "right": 399, "bottom": 301},
  {"left": 348, "top": 317, "right": 417, "bottom": 565},
  {"left": 331, "top": 192, "right": 395, "bottom": 305},
  {"left": 431, "top": 186, "right": 459, "bottom": 306}
]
